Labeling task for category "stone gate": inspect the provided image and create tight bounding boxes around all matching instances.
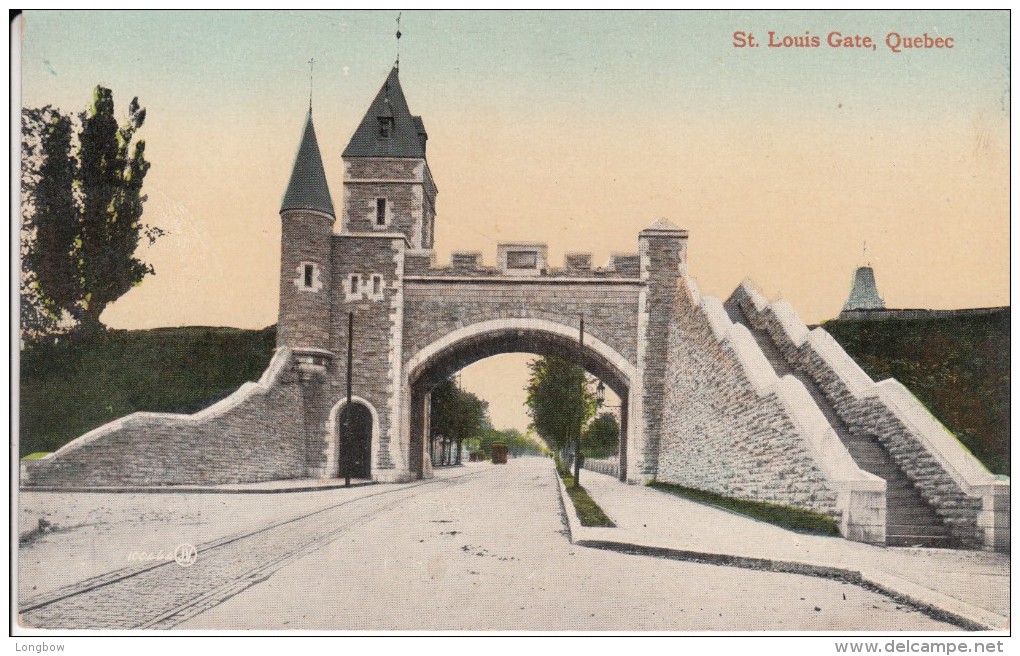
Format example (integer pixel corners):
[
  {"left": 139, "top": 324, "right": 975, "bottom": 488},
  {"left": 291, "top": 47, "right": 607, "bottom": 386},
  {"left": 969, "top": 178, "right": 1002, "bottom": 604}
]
[{"left": 23, "top": 65, "right": 1008, "bottom": 551}]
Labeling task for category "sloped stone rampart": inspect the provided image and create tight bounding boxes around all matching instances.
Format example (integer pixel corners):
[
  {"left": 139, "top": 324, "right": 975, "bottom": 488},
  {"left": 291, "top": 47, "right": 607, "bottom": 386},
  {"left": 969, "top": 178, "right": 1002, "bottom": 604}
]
[
  {"left": 657, "top": 278, "right": 885, "bottom": 543},
  {"left": 21, "top": 349, "right": 305, "bottom": 488},
  {"left": 731, "top": 281, "right": 1009, "bottom": 551}
]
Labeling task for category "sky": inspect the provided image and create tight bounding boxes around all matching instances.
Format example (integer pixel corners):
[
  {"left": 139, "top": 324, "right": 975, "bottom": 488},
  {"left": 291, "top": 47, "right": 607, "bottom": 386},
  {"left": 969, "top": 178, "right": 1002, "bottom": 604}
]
[{"left": 18, "top": 10, "right": 1010, "bottom": 431}]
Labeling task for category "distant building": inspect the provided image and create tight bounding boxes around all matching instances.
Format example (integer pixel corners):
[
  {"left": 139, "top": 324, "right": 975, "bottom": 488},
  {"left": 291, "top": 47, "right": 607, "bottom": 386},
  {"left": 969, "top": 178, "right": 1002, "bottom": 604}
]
[
  {"left": 841, "top": 266, "right": 885, "bottom": 314},
  {"left": 838, "top": 264, "right": 1006, "bottom": 321}
]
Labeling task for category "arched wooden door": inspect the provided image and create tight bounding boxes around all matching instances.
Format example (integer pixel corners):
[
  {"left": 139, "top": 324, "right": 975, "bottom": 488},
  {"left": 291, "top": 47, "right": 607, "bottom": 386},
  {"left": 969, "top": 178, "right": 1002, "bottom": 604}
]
[{"left": 339, "top": 403, "right": 372, "bottom": 480}]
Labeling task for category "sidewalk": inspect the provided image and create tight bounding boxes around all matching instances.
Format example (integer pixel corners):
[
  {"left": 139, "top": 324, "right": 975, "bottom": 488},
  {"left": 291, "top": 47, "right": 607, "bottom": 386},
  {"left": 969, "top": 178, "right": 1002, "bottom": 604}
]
[{"left": 566, "top": 469, "right": 1009, "bottom": 631}]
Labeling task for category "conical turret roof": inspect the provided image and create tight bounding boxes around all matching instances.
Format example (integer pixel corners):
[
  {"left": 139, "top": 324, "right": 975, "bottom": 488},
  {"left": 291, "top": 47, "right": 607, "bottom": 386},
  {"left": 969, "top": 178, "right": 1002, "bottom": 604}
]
[
  {"left": 843, "top": 266, "right": 885, "bottom": 311},
  {"left": 342, "top": 66, "right": 427, "bottom": 159},
  {"left": 281, "top": 110, "right": 335, "bottom": 216}
]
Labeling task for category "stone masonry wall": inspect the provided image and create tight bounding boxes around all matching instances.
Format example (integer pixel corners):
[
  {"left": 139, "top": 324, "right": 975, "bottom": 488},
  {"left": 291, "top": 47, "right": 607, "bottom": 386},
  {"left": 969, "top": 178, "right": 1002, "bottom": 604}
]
[
  {"left": 657, "top": 278, "right": 887, "bottom": 540},
  {"left": 22, "top": 349, "right": 305, "bottom": 487},
  {"left": 328, "top": 235, "right": 406, "bottom": 475},
  {"left": 344, "top": 159, "right": 433, "bottom": 249},
  {"left": 731, "top": 281, "right": 1009, "bottom": 551},
  {"left": 278, "top": 209, "right": 334, "bottom": 352},
  {"left": 401, "top": 280, "right": 641, "bottom": 369},
  {"left": 583, "top": 457, "right": 620, "bottom": 479}
]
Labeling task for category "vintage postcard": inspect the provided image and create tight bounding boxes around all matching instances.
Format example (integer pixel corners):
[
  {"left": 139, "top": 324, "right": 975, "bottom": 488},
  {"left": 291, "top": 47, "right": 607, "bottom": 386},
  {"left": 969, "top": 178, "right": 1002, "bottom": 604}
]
[{"left": 13, "top": 9, "right": 1010, "bottom": 644}]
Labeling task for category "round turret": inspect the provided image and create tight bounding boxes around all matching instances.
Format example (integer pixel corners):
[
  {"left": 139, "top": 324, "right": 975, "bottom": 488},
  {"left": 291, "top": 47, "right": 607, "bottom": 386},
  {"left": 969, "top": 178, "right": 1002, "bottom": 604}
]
[{"left": 277, "top": 109, "right": 335, "bottom": 372}]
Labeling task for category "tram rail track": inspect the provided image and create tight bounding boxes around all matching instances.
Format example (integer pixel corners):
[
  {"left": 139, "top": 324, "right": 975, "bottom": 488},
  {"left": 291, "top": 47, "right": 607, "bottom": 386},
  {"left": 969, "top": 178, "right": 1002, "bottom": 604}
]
[{"left": 19, "top": 468, "right": 487, "bottom": 629}]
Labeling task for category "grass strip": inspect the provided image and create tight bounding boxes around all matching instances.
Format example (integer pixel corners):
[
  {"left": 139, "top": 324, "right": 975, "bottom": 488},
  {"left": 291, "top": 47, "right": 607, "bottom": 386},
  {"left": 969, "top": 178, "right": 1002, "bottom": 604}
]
[
  {"left": 557, "top": 467, "right": 615, "bottom": 527},
  {"left": 648, "top": 481, "right": 839, "bottom": 536}
]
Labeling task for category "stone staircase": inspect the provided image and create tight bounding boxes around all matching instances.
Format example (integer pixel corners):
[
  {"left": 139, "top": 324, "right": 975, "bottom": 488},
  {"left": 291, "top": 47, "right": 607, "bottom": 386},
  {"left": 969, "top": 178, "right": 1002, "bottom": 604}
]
[{"left": 725, "top": 302, "right": 951, "bottom": 548}]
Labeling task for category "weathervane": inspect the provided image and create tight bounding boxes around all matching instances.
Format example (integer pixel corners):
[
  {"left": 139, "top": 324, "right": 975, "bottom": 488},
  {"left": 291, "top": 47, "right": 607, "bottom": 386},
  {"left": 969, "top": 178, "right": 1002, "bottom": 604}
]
[
  {"left": 395, "top": 13, "right": 402, "bottom": 68},
  {"left": 863, "top": 240, "right": 870, "bottom": 266},
  {"left": 308, "top": 57, "right": 315, "bottom": 111}
]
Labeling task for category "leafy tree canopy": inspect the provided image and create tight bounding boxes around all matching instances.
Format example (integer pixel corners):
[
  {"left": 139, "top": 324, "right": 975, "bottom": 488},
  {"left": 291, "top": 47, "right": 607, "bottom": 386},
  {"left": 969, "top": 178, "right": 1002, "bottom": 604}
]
[
  {"left": 429, "top": 377, "right": 490, "bottom": 444},
  {"left": 582, "top": 412, "right": 620, "bottom": 459},
  {"left": 21, "top": 86, "right": 164, "bottom": 341},
  {"left": 524, "top": 355, "right": 596, "bottom": 453}
]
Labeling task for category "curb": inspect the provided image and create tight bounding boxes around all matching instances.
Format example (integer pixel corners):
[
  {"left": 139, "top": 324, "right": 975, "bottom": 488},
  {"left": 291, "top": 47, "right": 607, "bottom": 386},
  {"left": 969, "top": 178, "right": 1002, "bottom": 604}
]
[
  {"left": 555, "top": 470, "right": 585, "bottom": 540},
  {"left": 860, "top": 569, "right": 1009, "bottom": 633},
  {"left": 552, "top": 471, "right": 1005, "bottom": 631}
]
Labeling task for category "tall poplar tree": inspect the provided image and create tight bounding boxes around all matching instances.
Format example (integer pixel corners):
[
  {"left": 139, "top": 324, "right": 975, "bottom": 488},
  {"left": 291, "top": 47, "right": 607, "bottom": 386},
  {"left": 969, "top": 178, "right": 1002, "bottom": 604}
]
[
  {"left": 21, "top": 106, "right": 79, "bottom": 338},
  {"left": 77, "top": 87, "right": 155, "bottom": 333},
  {"left": 20, "top": 86, "right": 162, "bottom": 339}
]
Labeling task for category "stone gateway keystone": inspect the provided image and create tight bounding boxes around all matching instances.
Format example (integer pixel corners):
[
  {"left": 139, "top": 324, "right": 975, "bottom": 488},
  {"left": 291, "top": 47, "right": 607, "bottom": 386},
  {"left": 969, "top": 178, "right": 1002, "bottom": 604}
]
[{"left": 22, "top": 65, "right": 1008, "bottom": 552}]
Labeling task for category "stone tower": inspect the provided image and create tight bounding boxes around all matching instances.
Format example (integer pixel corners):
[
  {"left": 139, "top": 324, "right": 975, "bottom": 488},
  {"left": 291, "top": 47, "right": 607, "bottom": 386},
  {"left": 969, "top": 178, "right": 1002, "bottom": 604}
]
[
  {"left": 325, "top": 66, "right": 439, "bottom": 482},
  {"left": 277, "top": 109, "right": 336, "bottom": 374},
  {"left": 341, "top": 66, "right": 437, "bottom": 248}
]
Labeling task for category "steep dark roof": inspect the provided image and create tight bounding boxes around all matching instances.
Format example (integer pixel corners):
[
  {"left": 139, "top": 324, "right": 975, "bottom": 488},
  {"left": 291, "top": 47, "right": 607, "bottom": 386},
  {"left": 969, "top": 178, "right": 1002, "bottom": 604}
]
[
  {"left": 281, "top": 110, "right": 335, "bottom": 216},
  {"left": 342, "top": 66, "right": 427, "bottom": 159}
]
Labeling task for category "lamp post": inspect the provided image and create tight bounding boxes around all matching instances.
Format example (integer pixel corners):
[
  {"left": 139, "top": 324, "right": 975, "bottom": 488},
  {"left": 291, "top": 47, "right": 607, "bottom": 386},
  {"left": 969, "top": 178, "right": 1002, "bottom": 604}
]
[
  {"left": 595, "top": 379, "right": 621, "bottom": 410},
  {"left": 344, "top": 311, "right": 353, "bottom": 487}
]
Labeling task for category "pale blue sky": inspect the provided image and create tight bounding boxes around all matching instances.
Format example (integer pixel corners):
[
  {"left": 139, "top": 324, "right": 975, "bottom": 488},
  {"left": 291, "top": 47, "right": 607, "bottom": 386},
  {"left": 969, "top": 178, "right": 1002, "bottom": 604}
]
[{"left": 24, "top": 10, "right": 1008, "bottom": 126}]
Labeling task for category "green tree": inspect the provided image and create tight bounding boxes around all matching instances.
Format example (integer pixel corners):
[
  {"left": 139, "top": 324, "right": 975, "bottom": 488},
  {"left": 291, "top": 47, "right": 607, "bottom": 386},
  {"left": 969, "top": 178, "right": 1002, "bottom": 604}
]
[
  {"left": 465, "top": 427, "right": 548, "bottom": 460},
  {"left": 506, "top": 429, "right": 550, "bottom": 457},
  {"left": 429, "top": 378, "right": 490, "bottom": 464},
  {"left": 77, "top": 88, "right": 157, "bottom": 333},
  {"left": 525, "top": 355, "right": 596, "bottom": 457},
  {"left": 582, "top": 412, "right": 620, "bottom": 459},
  {"left": 32, "top": 110, "right": 80, "bottom": 319},
  {"left": 20, "top": 86, "right": 162, "bottom": 339},
  {"left": 21, "top": 106, "right": 77, "bottom": 339}
]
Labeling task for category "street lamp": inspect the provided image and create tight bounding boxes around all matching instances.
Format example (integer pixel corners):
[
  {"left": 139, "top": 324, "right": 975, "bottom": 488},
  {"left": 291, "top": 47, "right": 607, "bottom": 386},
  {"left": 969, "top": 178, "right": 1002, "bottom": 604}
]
[
  {"left": 595, "top": 380, "right": 606, "bottom": 407},
  {"left": 344, "top": 311, "right": 353, "bottom": 487}
]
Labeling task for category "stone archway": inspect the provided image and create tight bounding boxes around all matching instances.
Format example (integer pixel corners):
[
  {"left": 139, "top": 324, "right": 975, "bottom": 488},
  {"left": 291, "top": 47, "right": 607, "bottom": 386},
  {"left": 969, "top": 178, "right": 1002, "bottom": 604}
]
[{"left": 401, "top": 318, "right": 638, "bottom": 482}]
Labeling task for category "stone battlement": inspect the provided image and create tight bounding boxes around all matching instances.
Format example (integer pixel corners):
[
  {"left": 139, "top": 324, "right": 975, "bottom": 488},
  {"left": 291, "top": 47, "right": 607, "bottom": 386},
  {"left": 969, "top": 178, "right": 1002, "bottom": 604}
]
[{"left": 403, "top": 242, "right": 644, "bottom": 279}]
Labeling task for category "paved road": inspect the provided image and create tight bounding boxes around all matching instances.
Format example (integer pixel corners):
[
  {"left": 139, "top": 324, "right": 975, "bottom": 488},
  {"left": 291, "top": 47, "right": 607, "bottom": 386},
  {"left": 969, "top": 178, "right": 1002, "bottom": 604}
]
[{"left": 19, "top": 458, "right": 956, "bottom": 631}]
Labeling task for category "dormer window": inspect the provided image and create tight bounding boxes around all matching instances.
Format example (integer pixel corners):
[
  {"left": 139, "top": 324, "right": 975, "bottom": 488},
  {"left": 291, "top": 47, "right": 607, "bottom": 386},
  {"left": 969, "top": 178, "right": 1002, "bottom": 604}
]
[{"left": 378, "top": 116, "right": 393, "bottom": 138}]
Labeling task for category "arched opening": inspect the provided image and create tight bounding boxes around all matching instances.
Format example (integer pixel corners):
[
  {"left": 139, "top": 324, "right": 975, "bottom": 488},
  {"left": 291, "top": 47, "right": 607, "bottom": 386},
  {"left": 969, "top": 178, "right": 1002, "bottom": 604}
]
[
  {"left": 328, "top": 398, "right": 376, "bottom": 480},
  {"left": 404, "top": 320, "right": 635, "bottom": 482}
]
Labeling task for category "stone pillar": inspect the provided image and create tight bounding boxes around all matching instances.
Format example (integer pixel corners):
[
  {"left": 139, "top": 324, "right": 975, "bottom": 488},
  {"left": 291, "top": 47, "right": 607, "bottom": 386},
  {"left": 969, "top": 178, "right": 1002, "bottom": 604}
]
[{"left": 633, "top": 219, "right": 688, "bottom": 481}]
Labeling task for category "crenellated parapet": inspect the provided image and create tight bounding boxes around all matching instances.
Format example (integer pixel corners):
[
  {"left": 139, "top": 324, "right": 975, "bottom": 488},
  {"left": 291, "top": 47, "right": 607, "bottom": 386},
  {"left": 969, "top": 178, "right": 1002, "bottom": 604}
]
[{"left": 400, "top": 242, "right": 648, "bottom": 281}]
